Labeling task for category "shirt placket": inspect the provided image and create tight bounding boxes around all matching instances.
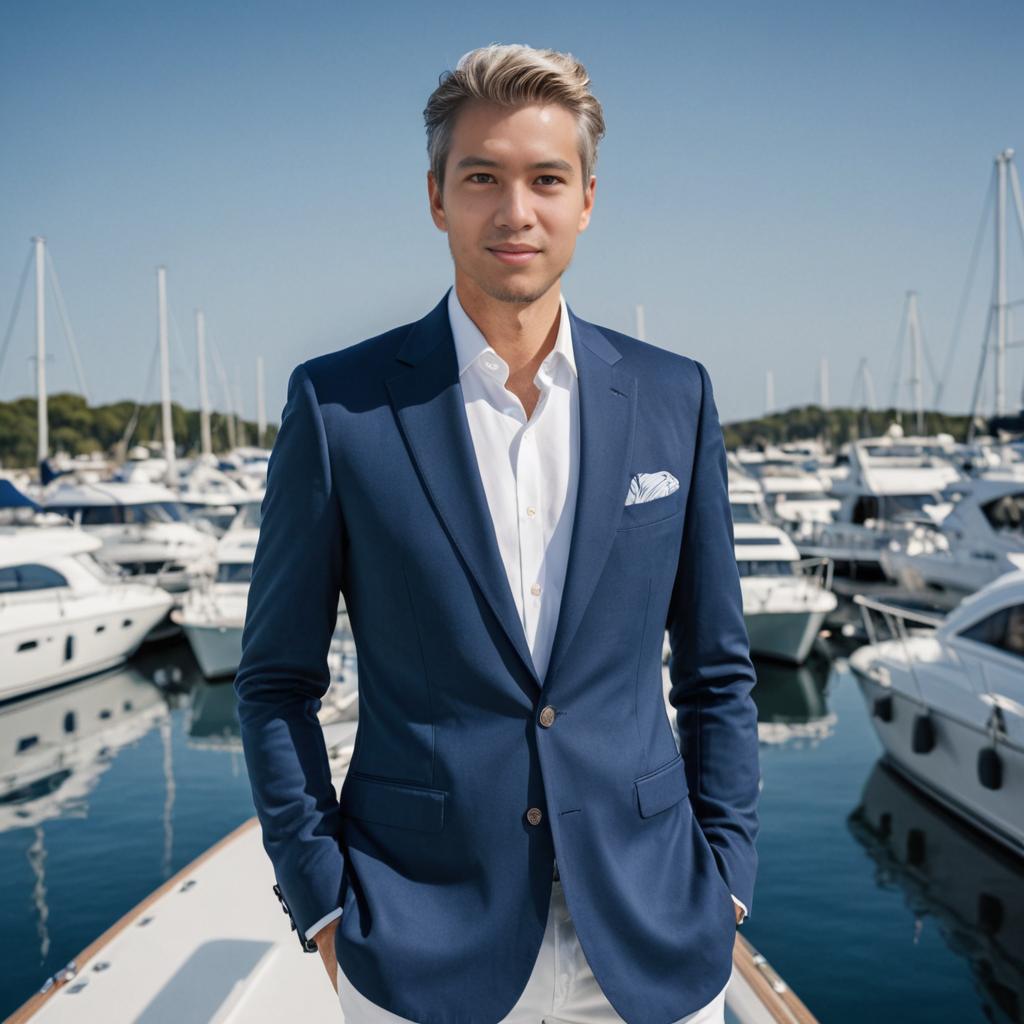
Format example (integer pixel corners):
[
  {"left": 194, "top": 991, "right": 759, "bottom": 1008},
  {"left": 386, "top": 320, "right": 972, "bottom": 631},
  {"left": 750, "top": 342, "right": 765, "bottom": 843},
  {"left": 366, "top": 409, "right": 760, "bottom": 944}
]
[{"left": 515, "top": 413, "right": 544, "bottom": 654}]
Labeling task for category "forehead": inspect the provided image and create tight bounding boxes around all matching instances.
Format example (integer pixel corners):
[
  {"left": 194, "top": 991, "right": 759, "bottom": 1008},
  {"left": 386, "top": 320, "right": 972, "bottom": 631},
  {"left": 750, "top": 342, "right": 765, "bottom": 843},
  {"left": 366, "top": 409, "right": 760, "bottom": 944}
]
[{"left": 448, "top": 100, "right": 581, "bottom": 169}]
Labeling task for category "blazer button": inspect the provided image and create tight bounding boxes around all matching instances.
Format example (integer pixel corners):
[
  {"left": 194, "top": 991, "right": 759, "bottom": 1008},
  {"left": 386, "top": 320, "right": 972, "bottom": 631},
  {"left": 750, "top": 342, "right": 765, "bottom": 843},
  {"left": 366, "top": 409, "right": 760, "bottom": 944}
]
[
  {"left": 539, "top": 705, "right": 556, "bottom": 727},
  {"left": 526, "top": 807, "right": 543, "bottom": 826}
]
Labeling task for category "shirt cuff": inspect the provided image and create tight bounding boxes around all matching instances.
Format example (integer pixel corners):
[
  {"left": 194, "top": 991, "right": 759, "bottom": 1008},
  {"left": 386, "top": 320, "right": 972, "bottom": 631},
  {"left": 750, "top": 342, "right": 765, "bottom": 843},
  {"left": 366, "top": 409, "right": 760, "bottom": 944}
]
[
  {"left": 304, "top": 906, "right": 342, "bottom": 942},
  {"left": 731, "top": 894, "right": 748, "bottom": 924}
]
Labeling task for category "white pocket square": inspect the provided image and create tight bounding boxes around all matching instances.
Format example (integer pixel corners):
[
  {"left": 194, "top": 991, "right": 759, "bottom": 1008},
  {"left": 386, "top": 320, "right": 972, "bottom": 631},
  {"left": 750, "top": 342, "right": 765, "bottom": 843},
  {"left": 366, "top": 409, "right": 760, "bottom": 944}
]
[{"left": 625, "top": 470, "right": 679, "bottom": 506}]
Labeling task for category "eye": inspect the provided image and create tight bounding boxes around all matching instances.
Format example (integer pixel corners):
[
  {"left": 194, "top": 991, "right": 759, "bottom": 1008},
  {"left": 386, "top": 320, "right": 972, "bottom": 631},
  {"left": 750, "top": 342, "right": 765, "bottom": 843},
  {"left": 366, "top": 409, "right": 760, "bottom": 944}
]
[
  {"left": 536, "top": 175, "right": 564, "bottom": 186},
  {"left": 468, "top": 173, "right": 495, "bottom": 183}
]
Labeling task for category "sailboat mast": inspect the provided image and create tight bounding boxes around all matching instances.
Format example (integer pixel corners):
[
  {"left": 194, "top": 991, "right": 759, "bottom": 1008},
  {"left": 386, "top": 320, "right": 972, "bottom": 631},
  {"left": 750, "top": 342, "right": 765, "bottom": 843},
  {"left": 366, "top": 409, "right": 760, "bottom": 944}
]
[
  {"left": 994, "top": 150, "right": 1009, "bottom": 417},
  {"left": 156, "top": 266, "right": 177, "bottom": 485},
  {"left": 906, "top": 291, "right": 924, "bottom": 434},
  {"left": 33, "top": 236, "right": 48, "bottom": 466},
  {"left": 196, "top": 309, "right": 213, "bottom": 457}
]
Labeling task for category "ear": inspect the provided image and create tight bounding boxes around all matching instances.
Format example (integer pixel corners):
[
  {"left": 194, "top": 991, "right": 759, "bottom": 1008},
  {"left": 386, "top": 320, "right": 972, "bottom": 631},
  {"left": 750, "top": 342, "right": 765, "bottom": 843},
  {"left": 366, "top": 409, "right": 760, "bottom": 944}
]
[
  {"left": 427, "top": 170, "right": 447, "bottom": 231},
  {"left": 578, "top": 175, "right": 596, "bottom": 232}
]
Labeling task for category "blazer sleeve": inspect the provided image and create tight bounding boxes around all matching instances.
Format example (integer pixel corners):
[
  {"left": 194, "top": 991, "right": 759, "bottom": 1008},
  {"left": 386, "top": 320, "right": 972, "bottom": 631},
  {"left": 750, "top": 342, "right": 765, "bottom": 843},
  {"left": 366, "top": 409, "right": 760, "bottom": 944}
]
[
  {"left": 665, "top": 358, "right": 760, "bottom": 917},
  {"left": 234, "top": 360, "right": 349, "bottom": 941}
]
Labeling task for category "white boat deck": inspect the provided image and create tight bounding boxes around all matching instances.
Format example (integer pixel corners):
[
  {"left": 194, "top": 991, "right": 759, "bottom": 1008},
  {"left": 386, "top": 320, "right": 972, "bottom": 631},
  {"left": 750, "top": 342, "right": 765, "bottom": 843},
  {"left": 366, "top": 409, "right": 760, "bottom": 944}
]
[{"left": 8, "top": 717, "right": 816, "bottom": 1024}]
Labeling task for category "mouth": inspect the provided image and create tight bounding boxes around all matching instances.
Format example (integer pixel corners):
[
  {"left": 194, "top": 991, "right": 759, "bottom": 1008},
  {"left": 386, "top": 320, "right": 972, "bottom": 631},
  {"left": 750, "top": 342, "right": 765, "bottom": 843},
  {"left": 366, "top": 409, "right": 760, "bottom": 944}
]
[{"left": 487, "top": 247, "right": 541, "bottom": 266}]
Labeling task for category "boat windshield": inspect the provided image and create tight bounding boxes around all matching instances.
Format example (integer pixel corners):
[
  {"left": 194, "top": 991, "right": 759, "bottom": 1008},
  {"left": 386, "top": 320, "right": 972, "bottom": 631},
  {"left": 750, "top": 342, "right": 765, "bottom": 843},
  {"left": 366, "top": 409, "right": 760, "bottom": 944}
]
[
  {"left": 73, "top": 551, "right": 125, "bottom": 582},
  {"left": 0, "top": 563, "right": 69, "bottom": 593},
  {"left": 730, "top": 502, "right": 767, "bottom": 524},
  {"left": 48, "top": 502, "right": 185, "bottom": 525},
  {"left": 981, "top": 492, "right": 1024, "bottom": 534},
  {"left": 852, "top": 493, "right": 940, "bottom": 525},
  {"left": 736, "top": 559, "right": 797, "bottom": 577},
  {"left": 959, "top": 603, "right": 1024, "bottom": 658},
  {"left": 778, "top": 490, "right": 831, "bottom": 502},
  {"left": 234, "top": 502, "right": 263, "bottom": 530},
  {"left": 216, "top": 562, "right": 252, "bottom": 584}
]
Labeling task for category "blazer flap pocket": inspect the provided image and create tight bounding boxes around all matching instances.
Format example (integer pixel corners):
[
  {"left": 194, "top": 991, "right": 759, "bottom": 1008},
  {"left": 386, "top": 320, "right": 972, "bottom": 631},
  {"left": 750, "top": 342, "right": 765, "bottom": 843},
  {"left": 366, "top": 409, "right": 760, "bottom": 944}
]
[
  {"left": 342, "top": 772, "right": 447, "bottom": 832},
  {"left": 634, "top": 752, "right": 688, "bottom": 818}
]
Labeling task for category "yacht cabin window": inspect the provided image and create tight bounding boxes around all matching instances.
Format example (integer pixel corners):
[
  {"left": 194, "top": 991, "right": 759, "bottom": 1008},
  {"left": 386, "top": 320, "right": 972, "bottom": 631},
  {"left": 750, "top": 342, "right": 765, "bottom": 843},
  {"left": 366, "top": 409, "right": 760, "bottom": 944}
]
[
  {"left": 0, "top": 564, "right": 69, "bottom": 593},
  {"left": 959, "top": 604, "right": 1024, "bottom": 659},
  {"left": 216, "top": 562, "right": 253, "bottom": 584},
  {"left": 736, "top": 560, "right": 797, "bottom": 577},
  {"left": 981, "top": 493, "right": 1024, "bottom": 534},
  {"left": 47, "top": 502, "right": 184, "bottom": 526}
]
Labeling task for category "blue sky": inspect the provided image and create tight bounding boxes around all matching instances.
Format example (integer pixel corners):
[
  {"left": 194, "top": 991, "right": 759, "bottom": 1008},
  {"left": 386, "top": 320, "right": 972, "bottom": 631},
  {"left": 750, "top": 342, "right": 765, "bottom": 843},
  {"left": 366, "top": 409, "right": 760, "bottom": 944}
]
[{"left": 2, "top": 0, "right": 1023, "bottom": 424}]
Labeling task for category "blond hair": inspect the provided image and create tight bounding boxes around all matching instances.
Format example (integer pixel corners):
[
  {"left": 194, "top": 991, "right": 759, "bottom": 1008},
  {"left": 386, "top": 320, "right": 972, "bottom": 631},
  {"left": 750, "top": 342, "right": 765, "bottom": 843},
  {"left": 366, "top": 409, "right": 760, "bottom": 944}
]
[{"left": 423, "top": 43, "right": 606, "bottom": 195}]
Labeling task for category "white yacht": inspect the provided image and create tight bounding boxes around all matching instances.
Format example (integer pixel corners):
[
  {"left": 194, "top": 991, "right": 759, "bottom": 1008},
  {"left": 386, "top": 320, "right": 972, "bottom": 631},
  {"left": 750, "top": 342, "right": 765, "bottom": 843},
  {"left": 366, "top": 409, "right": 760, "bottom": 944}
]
[
  {"left": 798, "top": 430, "right": 959, "bottom": 580},
  {"left": 175, "top": 456, "right": 261, "bottom": 537},
  {"left": 849, "top": 572, "right": 1024, "bottom": 857},
  {"left": 733, "top": 521, "right": 837, "bottom": 664},
  {"left": 40, "top": 481, "right": 218, "bottom": 597},
  {"left": 753, "top": 468, "right": 840, "bottom": 539},
  {"left": 0, "top": 528, "right": 173, "bottom": 702},
  {"left": 879, "top": 479, "right": 1024, "bottom": 609},
  {"left": 172, "top": 526, "right": 260, "bottom": 679}
]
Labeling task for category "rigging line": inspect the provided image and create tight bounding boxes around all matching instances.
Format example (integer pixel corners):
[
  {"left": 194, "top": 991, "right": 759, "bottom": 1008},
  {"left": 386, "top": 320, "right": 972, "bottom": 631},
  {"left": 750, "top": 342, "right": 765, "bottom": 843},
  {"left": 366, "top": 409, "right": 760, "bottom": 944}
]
[
  {"left": 208, "top": 332, "right": 236, "bottom": 415},
  {"left": 849, "top": 355, "right": 867, "bottom": 407},
  {"left": 120, "top": 337, "right": 161, "bottom": 452},
  {"left": 0, "top": 244, "right": 34, "bottom": 381},
  {"left": 918, "top": 320, "right": 940, "bottom": 392},
  {"left": 887, "top": 294, "right": 909, "bottom": 409},
  {"left": 45, "top": 248, "right": 92, "bottom": 404},
  {"left": 167, "top": 306, "right": 198, "bottom": 407},
  {"left": 936, "top": 166, "right": 995, "bottom": 410},
  {"left": 1008, "top": 157, "right": 1024, "bottom": 266},
  {"left": 967, "top": 302, "right": 995, "bottom": 442}
]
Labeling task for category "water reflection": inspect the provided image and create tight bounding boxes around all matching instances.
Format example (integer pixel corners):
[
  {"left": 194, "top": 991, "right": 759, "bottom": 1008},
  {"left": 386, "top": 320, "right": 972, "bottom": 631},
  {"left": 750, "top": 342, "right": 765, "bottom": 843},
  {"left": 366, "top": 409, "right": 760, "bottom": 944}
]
[
  {"left": 751, "top": 651, "right": 838, "bottom": 747},
  {"left": 849, "top": 759, "right": 1024, "bottom": 1024}
]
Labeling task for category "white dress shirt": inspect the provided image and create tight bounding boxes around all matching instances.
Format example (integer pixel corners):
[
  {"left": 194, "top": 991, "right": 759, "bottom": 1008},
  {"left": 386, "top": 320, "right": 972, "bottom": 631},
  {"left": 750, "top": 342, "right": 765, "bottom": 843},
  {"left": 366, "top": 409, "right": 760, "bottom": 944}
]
[{"left": 304, "top": 285, "right": 746, "bottom": 941}]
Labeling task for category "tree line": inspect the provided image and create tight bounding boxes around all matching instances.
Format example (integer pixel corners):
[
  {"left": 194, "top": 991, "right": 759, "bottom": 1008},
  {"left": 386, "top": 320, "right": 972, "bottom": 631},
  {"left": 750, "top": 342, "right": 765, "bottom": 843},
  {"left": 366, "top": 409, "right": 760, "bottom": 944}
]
[{"left": 0, "top": 393, "right": 277, "bottom": 469}]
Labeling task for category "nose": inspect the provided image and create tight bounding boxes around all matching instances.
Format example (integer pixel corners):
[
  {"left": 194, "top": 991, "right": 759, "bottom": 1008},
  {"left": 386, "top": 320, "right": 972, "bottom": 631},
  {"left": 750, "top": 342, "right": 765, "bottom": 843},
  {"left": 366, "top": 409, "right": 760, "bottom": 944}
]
[{"left": 494, "top": 181, "right": 534, "bottom": 232}]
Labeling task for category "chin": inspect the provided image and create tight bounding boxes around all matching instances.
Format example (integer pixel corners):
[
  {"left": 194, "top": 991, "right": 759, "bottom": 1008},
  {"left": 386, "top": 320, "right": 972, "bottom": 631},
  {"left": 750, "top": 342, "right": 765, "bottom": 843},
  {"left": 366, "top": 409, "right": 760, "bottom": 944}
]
[{"left": 478, "top": 270, "right": 564, "bottom": 306}]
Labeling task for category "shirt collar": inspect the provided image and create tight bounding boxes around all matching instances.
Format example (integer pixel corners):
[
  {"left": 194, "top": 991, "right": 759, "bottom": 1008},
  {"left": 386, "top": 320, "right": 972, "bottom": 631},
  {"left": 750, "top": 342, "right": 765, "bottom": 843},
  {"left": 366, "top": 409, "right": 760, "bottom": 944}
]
[{"left": 447, "top": 284, "right": 577, "bottom": 382}]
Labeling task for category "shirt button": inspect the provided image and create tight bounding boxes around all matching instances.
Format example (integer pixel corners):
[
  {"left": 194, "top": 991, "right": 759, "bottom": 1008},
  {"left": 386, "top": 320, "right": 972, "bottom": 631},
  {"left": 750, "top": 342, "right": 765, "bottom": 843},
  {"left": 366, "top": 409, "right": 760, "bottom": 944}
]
[
  {"left": 526, "top": 807, "right": 543, "bottom": 826},
  {"left": 530, "top": 583, "right": 541, "bottom": 596},
  {"left": 484, "top": 358, "right": 499, "bottom": 371},
  {"left": 526, "top": 506, "right": 536, "bottom": 518}
]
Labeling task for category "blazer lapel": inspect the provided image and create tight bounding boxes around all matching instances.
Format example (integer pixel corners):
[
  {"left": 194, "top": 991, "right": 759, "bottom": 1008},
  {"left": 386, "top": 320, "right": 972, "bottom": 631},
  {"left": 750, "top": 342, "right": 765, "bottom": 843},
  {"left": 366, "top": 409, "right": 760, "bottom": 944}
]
[
  {"left": 384, "top": 291, "right": 637, "bottom": 699},
  {"left": 385, "top": 291, "right": 542, "bottom": 693},
  {"left": 543, "top": 306, "right": 636, "bottom": 690}
]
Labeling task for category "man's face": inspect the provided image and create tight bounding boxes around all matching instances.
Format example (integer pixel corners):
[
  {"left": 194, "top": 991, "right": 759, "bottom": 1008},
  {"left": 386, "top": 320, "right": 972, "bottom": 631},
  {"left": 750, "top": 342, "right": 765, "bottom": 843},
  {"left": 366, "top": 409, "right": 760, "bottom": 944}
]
[{"left": 428, "top": 99, "right": 595, "bottom": 305}]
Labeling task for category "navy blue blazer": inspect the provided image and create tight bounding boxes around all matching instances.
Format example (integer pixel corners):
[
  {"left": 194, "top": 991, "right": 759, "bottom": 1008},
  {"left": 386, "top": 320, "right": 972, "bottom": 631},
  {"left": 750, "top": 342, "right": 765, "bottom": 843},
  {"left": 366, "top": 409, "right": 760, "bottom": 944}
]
[{"left": 234, "top": 288, "right": 760, "bottom": 1024}]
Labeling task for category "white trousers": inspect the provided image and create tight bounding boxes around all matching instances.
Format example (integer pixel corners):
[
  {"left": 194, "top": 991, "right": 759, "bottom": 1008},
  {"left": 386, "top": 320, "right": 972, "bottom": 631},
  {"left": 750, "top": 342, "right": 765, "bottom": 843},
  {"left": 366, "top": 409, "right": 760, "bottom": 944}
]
[{"left": 336, "top": 873, "right": 730, "bottom": 1024}]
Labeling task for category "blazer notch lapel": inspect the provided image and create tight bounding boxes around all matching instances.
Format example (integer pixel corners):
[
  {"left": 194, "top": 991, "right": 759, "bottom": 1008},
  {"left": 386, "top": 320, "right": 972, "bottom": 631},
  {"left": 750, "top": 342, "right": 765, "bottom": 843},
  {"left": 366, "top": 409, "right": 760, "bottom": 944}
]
[
  {"left": 385, "top": 306, "right": 541, "bottom": 693},
  {"left": 544, "top": 322, "right": 637, "bottom": 688}
]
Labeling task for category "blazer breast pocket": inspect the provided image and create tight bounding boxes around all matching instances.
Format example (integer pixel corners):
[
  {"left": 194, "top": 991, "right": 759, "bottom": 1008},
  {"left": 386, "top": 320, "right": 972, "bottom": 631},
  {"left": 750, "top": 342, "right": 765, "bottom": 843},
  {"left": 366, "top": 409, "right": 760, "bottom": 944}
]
[{"left": 617, "top": 490, "right": 684, "bottom": 531}]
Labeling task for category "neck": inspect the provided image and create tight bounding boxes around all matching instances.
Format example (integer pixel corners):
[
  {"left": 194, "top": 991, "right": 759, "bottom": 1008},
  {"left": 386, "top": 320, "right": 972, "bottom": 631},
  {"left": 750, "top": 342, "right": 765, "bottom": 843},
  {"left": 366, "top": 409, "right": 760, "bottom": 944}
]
[{"left": 453, "top": 270, "right": 561, "bottom": 376}]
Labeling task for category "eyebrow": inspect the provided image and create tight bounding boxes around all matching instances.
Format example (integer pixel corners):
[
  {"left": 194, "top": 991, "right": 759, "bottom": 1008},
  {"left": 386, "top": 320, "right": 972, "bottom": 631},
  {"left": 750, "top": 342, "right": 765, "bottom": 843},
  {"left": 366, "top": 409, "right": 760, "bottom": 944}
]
[{"left": 454, "top": 155, "right": 575, "bottom": 175}]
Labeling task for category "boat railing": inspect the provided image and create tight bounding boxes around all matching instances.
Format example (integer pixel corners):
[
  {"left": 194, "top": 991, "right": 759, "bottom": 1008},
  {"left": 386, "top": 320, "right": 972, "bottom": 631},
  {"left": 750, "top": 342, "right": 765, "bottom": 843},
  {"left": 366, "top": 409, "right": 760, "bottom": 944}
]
[
  {"left": 852, "top": 593, "right": 1010, "bottom": 724},
  {"left": 795, "top": 554, "right": 835, "bottom": 592},
  {"left": 852, "top": 593, "right": 944, "bottom": 645},
  {"left": 852, "top": 593, "right": 947, "bottom": 706}
]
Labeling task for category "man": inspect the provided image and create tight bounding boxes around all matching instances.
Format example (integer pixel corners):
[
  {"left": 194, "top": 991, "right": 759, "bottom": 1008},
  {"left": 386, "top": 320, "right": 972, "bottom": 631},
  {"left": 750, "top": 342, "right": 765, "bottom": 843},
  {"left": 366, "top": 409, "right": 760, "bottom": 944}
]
[{"left": 235, "top": 43, "right": 759, "bottom": 1024}]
